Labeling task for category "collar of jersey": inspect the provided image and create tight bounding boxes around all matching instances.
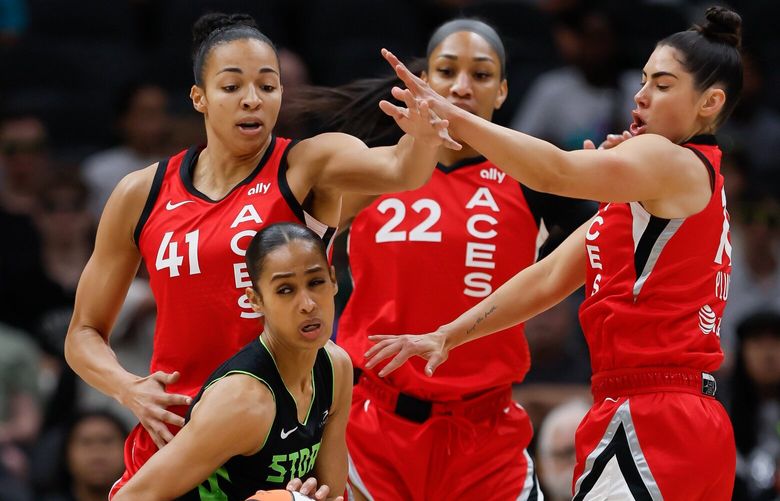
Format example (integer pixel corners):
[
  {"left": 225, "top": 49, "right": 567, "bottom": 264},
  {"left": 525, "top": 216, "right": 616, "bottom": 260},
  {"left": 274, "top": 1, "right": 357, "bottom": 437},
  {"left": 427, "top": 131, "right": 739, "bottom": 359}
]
[
  {"left": 435, "top": 155, "right": 487, "bottom": 174},
  {"left": 180, "top": 135, "right": 278, "bottom": 203}
]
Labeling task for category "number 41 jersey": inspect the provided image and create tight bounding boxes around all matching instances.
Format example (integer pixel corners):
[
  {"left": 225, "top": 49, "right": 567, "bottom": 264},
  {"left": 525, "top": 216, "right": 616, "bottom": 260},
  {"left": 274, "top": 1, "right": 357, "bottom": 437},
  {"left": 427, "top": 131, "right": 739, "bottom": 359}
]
[
  {"left": 338, "top": 156, "right": 593, "bottom": 400},
  {"left": 136, "top": 136, "right": 335, "bottom": 398}
]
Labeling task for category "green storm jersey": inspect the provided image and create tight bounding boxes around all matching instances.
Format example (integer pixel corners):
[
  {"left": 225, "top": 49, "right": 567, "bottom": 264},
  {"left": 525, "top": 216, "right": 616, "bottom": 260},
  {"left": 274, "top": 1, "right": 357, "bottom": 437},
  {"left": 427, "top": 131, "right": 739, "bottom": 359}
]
[{"left": 178, "top": 337, "right": 334, "bottom": 501}]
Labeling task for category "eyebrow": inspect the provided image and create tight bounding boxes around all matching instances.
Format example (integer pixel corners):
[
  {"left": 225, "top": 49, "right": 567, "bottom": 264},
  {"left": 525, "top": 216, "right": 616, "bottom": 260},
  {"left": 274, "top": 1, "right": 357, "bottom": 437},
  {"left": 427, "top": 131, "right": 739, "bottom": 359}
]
[
  {"left": 437, "top": 54, "right": 496, "bottom": 64},
  {"left": 642, "top": 70, "right": 679, "bottom": 79},
  {"left": 216, "top": 66, "right": 279, "bottom": 76},
  {"left": 270, "top": 265, "right": 325, "bottom": 282}
]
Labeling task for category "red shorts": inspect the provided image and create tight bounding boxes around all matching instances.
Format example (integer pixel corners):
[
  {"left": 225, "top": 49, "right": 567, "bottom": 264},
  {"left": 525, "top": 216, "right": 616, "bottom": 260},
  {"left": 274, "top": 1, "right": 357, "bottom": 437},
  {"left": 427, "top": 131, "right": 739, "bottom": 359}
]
[
  {"left": 346, "top": 374, "right": 540, "bottom": 501},
  {"left": 108, "top": 405, "right": 186, "bottom": 499},
  {"left": 572, "top": 369, "right": 735, "bottom": 500}
]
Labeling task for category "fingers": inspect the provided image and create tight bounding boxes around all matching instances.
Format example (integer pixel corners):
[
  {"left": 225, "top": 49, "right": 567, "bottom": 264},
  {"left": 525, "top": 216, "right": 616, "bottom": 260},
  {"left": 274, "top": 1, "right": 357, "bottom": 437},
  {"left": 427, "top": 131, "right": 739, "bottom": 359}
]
[
  {"left": 378, "top": 351, "right": 413, "bottom": 377},
  {"left": 426, "top": 353, "right": 445, "bottom": 377},
  {"left": 378, "top": 100, "right": 409, "bottom": 121},
  {"left": 313, "top": 484, "right": 330, "bottom": 500},
  {"left": 299, "top": 477, "right": 319, "bottom": 496},
  {"left": 161, "top": 392, "right": 193, "bottom": 407},
  {"left": 286, "top": 478, "right": 303, "bottom": 492},
  {"left": 364, "top": 339, "right": 402, "bottom": 366},
  {"left": 145, "top": 421, "right": 174, "bottom": 449},
  {"left": 152, "top": 370, "right": 180, "bottom": 385},
  {"left": 157, "top": 408, "right": 186, "bottom": 427},
  {"left": 583, "top": 139, "right": 596, "bottom": 150},
  {"left": 382, "top": 48, "right": 426, "bottom": 95}
]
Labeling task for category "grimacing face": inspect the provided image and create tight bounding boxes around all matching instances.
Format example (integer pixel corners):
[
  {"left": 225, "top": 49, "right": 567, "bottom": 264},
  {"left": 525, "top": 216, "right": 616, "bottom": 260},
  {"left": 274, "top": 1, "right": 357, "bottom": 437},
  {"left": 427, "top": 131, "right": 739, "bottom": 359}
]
[
  {"left": 190, "top": 38, "right": 282, "bottom": 156},
  {"left": 246, "top": 240, "right": 336, "bottom": 350},
  {"left": 632, "top": 45, "right": 725, "bottom": 142},
  {"left": 424, "top": 31, "right": 508, "bottom": 126}
]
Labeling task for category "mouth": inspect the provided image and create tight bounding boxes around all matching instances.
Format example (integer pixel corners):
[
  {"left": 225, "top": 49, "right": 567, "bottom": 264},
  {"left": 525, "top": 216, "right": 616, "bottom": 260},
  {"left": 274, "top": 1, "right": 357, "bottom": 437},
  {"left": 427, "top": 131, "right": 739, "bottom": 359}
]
[
  {"left": 629, "top": 111, "right": 647, "bottom": 136},
  {"left": 298, "top": 318, "right": 324, "bottom": 340},
  {"left": 236, "top": 119, "right": 264, "bottom": 135}
]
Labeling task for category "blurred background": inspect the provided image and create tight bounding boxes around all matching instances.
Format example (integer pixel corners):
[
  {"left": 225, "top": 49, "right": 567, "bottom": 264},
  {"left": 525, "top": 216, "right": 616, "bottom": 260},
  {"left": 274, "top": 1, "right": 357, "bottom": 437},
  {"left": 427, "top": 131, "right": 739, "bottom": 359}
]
[{"left": 1, "top": 0, "right": 779, "bottom": 499}]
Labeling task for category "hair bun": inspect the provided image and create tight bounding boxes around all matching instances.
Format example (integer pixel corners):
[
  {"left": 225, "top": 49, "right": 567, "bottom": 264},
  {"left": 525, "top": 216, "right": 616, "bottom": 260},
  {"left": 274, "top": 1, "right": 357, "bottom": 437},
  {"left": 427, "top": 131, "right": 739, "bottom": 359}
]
[
  {"left": 192, "top": 13, "right": 258, "bottom": 50},
  {"left": 698, "top": 6, "right": 742, "bottom": 48}
]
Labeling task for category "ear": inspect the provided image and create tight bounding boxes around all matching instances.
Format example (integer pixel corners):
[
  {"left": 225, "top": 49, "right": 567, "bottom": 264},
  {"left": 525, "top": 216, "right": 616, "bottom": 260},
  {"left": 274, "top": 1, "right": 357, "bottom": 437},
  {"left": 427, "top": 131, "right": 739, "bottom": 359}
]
[
  {"left": 495, "top": 79, "right": 508, "bottom": 110},
  {"left": 329, "top": 265, "right": 338, "bottom": 296},
  {"left": 190, "top": 85, "right": 207, "bottom": 114},
  {"left": 245, "top": 286, "right": 264, "bottom": 314},
  {"left": 699, "top": 87, "right": 726, "bottom": 120},
  {"left": 420, "top": 70, "right": 429, "bottom": 84}
]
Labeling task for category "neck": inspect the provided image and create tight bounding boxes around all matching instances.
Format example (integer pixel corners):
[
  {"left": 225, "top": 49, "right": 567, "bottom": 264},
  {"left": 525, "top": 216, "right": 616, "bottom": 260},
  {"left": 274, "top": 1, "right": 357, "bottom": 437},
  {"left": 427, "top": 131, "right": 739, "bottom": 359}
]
[
  {"left": 195, "top": 133, "right": 273, "bottom": 197},
  {"left": 438, "top": 142, "right": 481, "bottom": 167},
  {"left": 260, "top": 330, "right": 318, "bottom": 392}
]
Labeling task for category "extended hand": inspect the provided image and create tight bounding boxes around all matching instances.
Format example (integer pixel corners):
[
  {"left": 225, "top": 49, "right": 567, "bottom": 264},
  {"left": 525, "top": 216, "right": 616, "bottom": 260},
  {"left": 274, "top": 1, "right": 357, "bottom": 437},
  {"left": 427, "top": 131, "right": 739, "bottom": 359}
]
[
  {"left": 379, "top": 85, "right": 460, "bottom": 150},
  {"left": 287, "top": 477, "right": 343, "bottom": 501},
  {"left": 364, "top": 331, "right": 449, "bottom": 377},
  {"left": 119, "top": 370, "right": 192, "bottom": 449}
]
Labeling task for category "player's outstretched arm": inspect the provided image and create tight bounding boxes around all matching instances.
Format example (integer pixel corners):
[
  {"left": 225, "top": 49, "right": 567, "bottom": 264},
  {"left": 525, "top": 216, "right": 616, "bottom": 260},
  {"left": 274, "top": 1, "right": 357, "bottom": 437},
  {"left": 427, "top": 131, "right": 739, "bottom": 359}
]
[
  {"left": 365, "top": 220, "right": 590, "bottom": 377},
  {"left": 113, "top": 374, "right": 275, "bottom": 501},
  {"left": 64, "top": 165, "right": 192, "bottom": 449},
  {"left": 381, "top": 49, "right": 709, "bottom": 208}
]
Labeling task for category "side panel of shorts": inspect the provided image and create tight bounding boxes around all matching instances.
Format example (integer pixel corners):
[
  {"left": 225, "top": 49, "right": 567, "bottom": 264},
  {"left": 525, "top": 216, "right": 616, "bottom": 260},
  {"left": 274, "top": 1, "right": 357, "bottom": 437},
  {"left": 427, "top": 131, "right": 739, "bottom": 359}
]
[
  {"left": 572, "top": 393, "right": 735, "bottom": 501},
  {"left": 347, "top": 382, "right": 542, "bottom": 501}
]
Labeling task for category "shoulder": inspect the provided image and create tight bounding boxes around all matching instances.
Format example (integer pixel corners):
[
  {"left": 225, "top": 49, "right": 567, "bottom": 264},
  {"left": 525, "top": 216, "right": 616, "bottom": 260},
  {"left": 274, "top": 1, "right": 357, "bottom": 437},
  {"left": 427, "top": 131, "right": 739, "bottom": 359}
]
[
  {"left": 324, "top": 341, "right": 353, "bottom": 387},
  {"left": 110, "top": 163, "right": 160, "bottom": 209},
  {"left": 289, "top": 133, "right": 366, "bottom": 165},
  {"left": 197, "top": 372, "right": 276, "bottom": 420}
]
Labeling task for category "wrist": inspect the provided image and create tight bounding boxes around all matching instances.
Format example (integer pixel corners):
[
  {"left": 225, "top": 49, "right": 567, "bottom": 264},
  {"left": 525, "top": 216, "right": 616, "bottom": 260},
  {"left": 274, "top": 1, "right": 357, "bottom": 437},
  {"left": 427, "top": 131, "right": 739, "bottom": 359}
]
[{"left": 114, "top": 373, "right": 142, "bottom": 406}]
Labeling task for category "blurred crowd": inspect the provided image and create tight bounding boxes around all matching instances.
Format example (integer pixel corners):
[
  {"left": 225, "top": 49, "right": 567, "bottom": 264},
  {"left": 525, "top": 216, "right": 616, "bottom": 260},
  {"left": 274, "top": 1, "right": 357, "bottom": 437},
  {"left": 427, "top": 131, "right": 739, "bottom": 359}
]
[{"left": 1, "top": 0, "right": 779, "bottom": 499}]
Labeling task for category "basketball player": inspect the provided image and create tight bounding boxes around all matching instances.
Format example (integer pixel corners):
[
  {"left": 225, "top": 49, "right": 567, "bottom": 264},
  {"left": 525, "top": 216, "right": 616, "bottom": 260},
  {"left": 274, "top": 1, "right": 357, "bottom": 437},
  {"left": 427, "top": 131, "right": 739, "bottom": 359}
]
[
  {"left": 367, "top": 7, "right": 742, "bottom": 499},
  {"left": 113, "top": 223, "right": 349, "bottom": 501},
  {"left": 316, "top": 19, "right": 595, "bottom": 501},
  {"left": 63, "top": 12, "right": 456, "bottom": 497}
]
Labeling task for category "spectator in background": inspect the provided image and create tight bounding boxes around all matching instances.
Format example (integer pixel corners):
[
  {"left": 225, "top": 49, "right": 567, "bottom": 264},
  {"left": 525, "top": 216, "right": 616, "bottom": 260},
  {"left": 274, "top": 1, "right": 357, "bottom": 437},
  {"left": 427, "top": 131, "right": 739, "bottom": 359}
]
[
  {"left": 509, "top": 6, "right": 636, "bottom": 150},
  {"left": 731, "top": 311, "right": 780, "bottom": 501},
  {"left": 0, "top": 0, "right": 27, "bottom": 46},
  {"left": 0, "top": 323, "right": 42, "bottom": 501},
  {"left": 721, "top": 194, "right": 780, "bottom": 359},
  {"left": 720, "top": 49, "right": 780, "bottom": 193},
  {"left": 536, "top": 398, "right": 590, "bottom": 501},
  {"left": 81, "top": 82, "right": 172, "bottom": 218},
  {"left": 0, "top": 115, "right": 50, "bottom": 215},
  {"left": 42, "top": 411, "right": 127, "bottom": 501}
]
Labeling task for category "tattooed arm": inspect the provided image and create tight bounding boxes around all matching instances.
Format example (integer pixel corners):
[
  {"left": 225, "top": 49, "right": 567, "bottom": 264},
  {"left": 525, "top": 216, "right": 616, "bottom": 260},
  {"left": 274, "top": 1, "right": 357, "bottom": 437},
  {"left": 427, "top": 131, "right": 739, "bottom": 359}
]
[{"left": 366, "top": 221, "right": 590, "bottom": 376}]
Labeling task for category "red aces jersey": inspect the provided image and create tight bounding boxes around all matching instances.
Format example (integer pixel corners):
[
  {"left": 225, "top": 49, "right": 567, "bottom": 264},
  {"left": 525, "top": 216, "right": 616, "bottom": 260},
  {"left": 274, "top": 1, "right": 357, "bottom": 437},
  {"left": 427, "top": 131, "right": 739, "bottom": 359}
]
[
  {"left": 579, "top": 136, "right": 731, "bottom": 374},
  {"left": 136, "top": 136, "right": 335, "bottom": 397},
  {"left": 339, "top": 157, "right": 593, "bottom": 400}
]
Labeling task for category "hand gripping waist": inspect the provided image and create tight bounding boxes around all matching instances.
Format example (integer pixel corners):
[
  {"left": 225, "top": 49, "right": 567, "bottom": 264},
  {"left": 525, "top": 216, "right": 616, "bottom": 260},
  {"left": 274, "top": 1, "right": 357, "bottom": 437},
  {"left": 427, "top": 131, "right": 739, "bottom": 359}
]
[
  {"left": 353, "top": 368, "right": 512, "bottom": 423},
  {"left": 591, "top": 366, "right": 717, "bottom": 402}
]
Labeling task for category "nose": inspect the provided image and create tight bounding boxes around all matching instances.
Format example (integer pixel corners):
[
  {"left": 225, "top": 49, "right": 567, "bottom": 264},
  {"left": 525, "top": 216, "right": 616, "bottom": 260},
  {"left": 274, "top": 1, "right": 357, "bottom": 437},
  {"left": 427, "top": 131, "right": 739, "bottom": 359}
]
[
  {"left": 450, "top": 71, "right": 473, "bottom": 99},
  {"left": 299, "top": 291, "right": 316, "bottom": 314},
  {"left": 241, "top": 86, "right": 262, "bottom": 110},
  {"left": 634, "top": 84, "right": 649, "bottom": 109}
]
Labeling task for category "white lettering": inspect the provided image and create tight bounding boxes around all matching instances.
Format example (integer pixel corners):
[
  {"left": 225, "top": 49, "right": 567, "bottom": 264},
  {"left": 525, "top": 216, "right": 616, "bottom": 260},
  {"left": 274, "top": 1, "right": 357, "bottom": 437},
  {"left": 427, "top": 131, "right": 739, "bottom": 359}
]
[
  {"left": 479, "top": 167, "right": 506, "bottom": 184},
  {"left": 230, "top": 230, "right": 257, "bottom": 256},
  {"left": 586, "top": 216, "right": 604, "bottom": 241},
  {"left": 466, "top": 214, "right": 498, "bottom": 239},
  {"left": 715, "top": 271, "right": 730, "bottom": 301},
  {"left": 233, "top": 262, "right": 252, "bottom": 289},
  {"left": 247, "top": 182, "right": 271, "bottom": 196},
  {"left": 465, "top": 187, "right": 500, "bottom": 212},
  {"left": 230, "top": 204, "right": 263, "bottom": 228},
  {"left": 238, "top": 294, "right": 262, "bottom": 319},
  {"left": 466, "top": 242, "right": 496, "bottom": 269},
  {"left": 586, "top": 245, "right": 602, "bottom": 270},
  {"left": 464, "top": 272, "right": 493, "bottom": 297},
  {"left": 591, "top": 274, "right": 601, "bottom": 295}
]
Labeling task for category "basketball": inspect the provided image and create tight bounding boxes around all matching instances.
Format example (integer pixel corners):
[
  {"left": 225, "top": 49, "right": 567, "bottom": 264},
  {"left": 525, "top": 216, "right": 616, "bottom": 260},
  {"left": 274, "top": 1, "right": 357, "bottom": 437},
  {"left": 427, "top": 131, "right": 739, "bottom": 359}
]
[{"left": 245, "top": 490, "right": 315, "bottom": 501}]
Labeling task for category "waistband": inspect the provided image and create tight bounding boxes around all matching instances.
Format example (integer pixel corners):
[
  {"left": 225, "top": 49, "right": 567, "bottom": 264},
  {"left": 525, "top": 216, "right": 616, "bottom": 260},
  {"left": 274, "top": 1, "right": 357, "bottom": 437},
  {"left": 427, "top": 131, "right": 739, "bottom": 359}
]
[
  {"left": 591, "top": 367, "right": 717, "bottom": 402},
  {"left": 353, "top": 368, "right": 512, "bottom": 423}
]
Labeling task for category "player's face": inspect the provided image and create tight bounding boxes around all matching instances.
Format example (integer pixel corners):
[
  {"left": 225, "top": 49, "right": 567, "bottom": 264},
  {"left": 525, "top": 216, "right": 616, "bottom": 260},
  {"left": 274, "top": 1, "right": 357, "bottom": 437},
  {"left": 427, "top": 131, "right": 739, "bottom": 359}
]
[
  {"left": 192, "top": 38, "right": 282, "bottom": 155},
  {"left": 247, "top": 240, "right": 336, "bottom": 349},
  {"left": 424, "top": 31, "right": 507, "bottom": 124},
  {"left": 632, "top": 45, "right": 717, "bottom": 143}
]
